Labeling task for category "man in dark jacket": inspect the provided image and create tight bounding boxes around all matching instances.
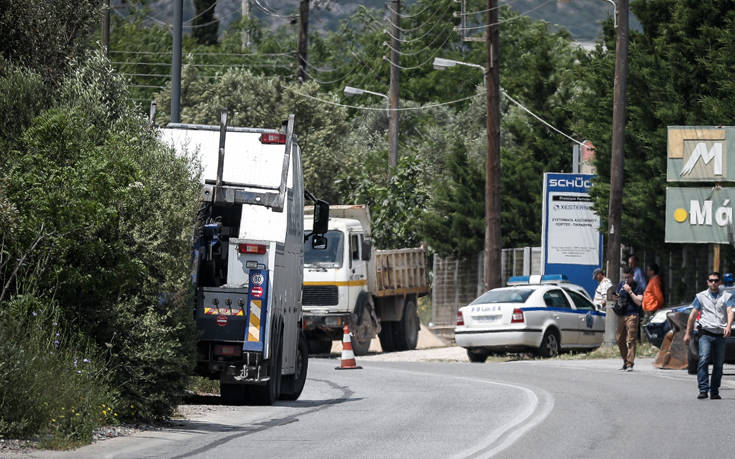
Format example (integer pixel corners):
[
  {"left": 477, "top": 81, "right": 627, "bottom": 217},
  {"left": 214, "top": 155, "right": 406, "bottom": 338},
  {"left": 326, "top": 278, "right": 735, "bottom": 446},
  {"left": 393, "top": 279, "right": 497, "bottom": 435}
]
[{"left": 616, "top": 267, "right": 644, "bottom": 371}]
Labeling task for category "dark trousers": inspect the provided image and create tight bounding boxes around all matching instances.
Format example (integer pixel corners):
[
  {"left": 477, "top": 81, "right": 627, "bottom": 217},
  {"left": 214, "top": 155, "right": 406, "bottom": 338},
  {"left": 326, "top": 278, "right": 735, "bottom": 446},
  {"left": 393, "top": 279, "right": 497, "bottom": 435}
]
[{"left": 697, "top": 333, "right": 726, "bottom": 394}]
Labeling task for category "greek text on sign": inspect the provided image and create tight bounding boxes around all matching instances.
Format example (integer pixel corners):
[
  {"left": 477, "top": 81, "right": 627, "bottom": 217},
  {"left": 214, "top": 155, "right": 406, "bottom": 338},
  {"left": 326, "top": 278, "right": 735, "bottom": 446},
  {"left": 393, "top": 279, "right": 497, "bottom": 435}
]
[{"left": 665, "top": 187, "right": 735, "bottom": 243}]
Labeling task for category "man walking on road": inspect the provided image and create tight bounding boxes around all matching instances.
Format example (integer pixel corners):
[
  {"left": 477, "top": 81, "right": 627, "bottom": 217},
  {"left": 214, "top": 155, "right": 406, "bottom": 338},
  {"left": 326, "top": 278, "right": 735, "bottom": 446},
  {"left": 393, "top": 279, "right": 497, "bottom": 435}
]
[
  {"left": 684, "top": 272, "right": 735, "bottom": 400},
  {"left": 617, "top": 267, "right": 644, "bottom": 371}
]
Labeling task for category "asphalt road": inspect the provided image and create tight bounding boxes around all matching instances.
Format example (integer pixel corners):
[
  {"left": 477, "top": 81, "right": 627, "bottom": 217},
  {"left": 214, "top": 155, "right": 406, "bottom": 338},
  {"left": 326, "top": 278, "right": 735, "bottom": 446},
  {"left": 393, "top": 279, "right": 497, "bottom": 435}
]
[{"left": 23, "top": 356, "right": 735, "bottom": 459}]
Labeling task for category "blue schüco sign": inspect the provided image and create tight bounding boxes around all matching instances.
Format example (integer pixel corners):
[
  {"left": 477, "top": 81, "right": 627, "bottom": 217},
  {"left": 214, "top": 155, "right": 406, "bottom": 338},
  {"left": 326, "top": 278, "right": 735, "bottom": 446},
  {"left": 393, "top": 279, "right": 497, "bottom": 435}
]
[{"left": 546, "top": 173, "right": 593, "bottom": 193}]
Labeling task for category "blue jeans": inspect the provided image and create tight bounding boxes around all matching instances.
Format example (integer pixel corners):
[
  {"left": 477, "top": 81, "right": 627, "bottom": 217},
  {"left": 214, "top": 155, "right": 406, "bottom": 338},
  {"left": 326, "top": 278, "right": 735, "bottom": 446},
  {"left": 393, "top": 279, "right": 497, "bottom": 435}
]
[{"left": 697, "top": 333, "right": 726, "bottom": 394}]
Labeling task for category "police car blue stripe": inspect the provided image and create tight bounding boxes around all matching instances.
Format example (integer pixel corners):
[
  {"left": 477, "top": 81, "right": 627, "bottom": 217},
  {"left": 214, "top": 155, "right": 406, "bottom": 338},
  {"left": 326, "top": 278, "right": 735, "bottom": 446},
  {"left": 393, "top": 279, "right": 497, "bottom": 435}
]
[{"left": 521, "top": 307, "right": 605, "bottom": 316}]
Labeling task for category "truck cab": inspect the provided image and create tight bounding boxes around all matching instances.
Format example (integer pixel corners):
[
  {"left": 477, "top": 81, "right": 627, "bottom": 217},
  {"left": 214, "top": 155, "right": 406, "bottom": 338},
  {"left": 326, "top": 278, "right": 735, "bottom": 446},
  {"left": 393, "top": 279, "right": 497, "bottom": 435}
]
[{"left": 303, "top": 205, "right": 428, "bottom": 355}]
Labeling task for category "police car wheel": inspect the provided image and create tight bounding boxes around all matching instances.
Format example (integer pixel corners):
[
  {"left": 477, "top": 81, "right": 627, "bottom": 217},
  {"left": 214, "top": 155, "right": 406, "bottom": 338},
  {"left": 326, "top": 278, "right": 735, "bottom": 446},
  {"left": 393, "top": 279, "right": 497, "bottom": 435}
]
[
  {"left": 539, "top": 329, "right": 561, "bottom": 358},
  {"left": 467, "top": 349, "right": 490, "bottom": 363}
]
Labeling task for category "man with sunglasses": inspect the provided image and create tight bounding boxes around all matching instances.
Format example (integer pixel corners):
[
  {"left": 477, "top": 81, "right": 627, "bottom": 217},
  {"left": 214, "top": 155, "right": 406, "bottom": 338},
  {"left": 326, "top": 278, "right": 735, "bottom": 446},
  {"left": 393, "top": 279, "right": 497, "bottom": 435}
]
[{"left": 683, "top": 272, "right": 735, "bottom": 400}]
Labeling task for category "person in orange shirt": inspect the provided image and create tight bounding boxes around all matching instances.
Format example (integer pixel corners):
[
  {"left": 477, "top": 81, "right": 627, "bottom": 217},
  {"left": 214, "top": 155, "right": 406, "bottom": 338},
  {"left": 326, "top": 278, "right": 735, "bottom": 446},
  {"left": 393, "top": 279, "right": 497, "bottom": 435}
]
[{"left": 629, "top": 263, "right": 664, "bottom": 323}]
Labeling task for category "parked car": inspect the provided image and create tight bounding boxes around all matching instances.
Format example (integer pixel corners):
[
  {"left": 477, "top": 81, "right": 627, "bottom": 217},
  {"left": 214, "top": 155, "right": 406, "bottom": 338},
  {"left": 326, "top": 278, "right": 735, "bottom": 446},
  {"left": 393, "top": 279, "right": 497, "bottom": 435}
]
[
  {"left": 454, "top": 275, "right": 605, "bottom": 362},
  {"left": 646, "top": 300, "right": 735, "bottom": 374}
]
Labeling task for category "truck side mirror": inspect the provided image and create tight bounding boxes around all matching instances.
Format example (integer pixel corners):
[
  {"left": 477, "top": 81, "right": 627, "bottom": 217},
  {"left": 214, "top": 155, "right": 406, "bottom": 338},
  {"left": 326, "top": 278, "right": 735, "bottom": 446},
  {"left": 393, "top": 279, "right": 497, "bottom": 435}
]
[
  {"left": 312, "top": 199, "right": 329, "bottom": 235},
  {"left": 312, "top": 234, "right": 328, "bottom": 250},
  {"left": 361, "top": 239, "right": 372, "bottom": 261}
]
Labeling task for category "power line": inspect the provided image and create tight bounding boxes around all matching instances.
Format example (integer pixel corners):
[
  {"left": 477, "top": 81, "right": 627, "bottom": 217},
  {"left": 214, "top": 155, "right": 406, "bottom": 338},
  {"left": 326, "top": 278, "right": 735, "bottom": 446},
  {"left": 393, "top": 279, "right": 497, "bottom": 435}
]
[
  {"left": 502, "top": 89, "right": 583, "bottom": 145},
  {"left": 390, "top": 1, "right": 456, "bottom": 34},
  {"left": 456, "top": 0, "right": 555, "bottom": 31},
  {"left": 384, "top": 0, "right": 437, "bottom": 19},
  {"left": 252, "top": 0, "right": 296, "bottom": 18},
  {"left": 383, "top": 31, "right": 456, "bottom": 70},
  {"left": 458, "top": 0, "right": 520, "bottom": 16},
  {"left": 287, "top": 85, "right": 485, "bottom": 111},
  {"left": 184, "top": 1, "right": 218, "bottom": 25}
]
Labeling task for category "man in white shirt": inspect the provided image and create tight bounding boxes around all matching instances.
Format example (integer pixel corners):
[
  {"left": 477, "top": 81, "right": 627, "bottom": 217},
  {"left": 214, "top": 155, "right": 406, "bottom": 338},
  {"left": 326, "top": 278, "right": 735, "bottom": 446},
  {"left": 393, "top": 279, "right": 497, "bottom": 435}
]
[{"left": 593, "top": 268, "right": 613, "bottom": 311}]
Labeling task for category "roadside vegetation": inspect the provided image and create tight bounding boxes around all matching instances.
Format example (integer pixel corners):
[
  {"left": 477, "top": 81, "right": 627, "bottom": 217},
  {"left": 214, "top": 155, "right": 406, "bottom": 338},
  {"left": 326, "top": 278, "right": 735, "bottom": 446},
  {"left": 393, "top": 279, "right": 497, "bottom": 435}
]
[{"left": 2, "top": 0, "right": 734, "bottom": 449}]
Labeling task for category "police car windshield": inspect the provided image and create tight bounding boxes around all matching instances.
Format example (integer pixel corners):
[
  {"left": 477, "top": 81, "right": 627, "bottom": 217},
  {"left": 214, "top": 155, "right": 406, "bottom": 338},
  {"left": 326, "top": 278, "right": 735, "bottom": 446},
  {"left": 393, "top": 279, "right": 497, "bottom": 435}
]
[
  {"left": 471, "top": 288, "right": 534, "bottom": 305},
  {"left": 304, "top": 230, "right": 344, "bottom": 268}
]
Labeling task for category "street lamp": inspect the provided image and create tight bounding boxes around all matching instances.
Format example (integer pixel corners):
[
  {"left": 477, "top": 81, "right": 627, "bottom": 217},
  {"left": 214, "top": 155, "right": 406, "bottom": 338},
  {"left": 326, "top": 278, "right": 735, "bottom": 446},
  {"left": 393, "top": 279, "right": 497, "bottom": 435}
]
[
  {"left": 432, "top": 57, "right": 487, "bottom": 87},
  {"left": 343, "top": 86, "right": 390, "bottom": 116},
  {"left": 432, "top": 56, "right": 500, "bottom": 291}
]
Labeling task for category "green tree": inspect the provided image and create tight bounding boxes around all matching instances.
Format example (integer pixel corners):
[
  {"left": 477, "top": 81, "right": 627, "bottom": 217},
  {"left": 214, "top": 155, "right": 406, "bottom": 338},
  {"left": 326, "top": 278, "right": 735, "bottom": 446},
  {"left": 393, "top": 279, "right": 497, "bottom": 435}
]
[
  {"left": 192, "top": 0, "right": 219, "bottom": 46},
  {"left": 421, "top": 140, "right": 484, "bottom": 257}
]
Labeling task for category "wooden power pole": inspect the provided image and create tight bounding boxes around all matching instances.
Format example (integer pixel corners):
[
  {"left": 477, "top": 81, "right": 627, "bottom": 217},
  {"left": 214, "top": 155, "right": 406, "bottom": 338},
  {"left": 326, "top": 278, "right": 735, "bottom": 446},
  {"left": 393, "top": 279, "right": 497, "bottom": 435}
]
[
  {"left": 605, "top": 0, "right": 629, "bottom": 344},
  {"left": 484, "top": 0, "right": 502, "bottom": 290},
  {"left": 388, "top": 0, "right": 401, "bottom": 170},
  {"left": 297, "top": 0, "right": 310, "bottom": 82},
  {"left": 241, "top": 0, "right": 250, "bottom": 50},
  {"left": 102, "top": 0, "right": 110, "bottom": 55}
]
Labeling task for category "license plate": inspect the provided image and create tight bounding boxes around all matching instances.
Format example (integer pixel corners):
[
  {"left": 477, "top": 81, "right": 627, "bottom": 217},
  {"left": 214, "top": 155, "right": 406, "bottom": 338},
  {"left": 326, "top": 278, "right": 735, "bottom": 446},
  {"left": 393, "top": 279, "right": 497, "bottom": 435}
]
[{"left": 475, "top": 314, "right": 501, "bottom": 323}]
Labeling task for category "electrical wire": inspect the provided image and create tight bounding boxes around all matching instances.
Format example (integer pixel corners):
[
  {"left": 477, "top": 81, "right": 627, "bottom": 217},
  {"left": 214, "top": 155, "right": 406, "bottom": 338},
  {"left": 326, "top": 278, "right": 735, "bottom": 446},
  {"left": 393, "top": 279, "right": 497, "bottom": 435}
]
[
  {"left": 384, "top": 0, "right": 438, "bottom": 19},
  {"left": 456, "top": 0, "right": 556, "bottom": 31},
  {"left": 287, "top": 85, "right": 484, "bottom": 111},
  {"left": 184, "top": 1, "right": 218, "bottom": 25},
  {"left": 459, "top": 0, "right": 520, "bottom": 16},
  {"left": 184, "top": 18, "right": 220, "bottom": 29},
  {"left": 382, "top": 31, "right": 456, "bottom": 71},
  {"left": 501, "top": 89, "right": 583, "bottom": 145},
  {"left": 252, "top": 0, "right": 297, "bottom": 18},
  {"left": 383, "top": 28, "right": 456, "bottom": 57},
  {"left": 390, "top": 1, "right": 456, "bottom": 34}
]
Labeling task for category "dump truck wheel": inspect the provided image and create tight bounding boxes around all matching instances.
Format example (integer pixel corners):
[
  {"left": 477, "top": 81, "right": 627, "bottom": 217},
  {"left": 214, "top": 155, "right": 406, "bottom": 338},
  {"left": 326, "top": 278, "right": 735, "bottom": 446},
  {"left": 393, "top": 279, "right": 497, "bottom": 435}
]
[
  {"left": 379, "top": 321, "right": 396, "bottom": 352},
  {"left": 281, "top": 331, "right": 309, "bottom": 401},
  {"left": 307, "top": 339, "right": 332, "bottom": 355},
  {"left": 394, "top": 298, "right": 419, "bottom": 351}
]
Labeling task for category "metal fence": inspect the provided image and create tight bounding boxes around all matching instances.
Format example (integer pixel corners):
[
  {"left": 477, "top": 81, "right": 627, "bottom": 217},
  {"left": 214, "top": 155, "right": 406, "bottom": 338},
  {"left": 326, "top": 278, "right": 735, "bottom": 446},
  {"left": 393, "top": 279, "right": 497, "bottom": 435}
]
[{"left": 431, "top": 247, "right": 541, "bottom": 329}]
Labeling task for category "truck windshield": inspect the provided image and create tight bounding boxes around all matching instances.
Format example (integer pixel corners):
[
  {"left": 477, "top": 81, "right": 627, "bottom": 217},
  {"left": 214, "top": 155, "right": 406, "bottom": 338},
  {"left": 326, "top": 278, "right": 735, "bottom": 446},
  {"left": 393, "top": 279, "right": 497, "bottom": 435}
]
[{"left": 304, "top": 230, "right": 344, "bottom": 268}]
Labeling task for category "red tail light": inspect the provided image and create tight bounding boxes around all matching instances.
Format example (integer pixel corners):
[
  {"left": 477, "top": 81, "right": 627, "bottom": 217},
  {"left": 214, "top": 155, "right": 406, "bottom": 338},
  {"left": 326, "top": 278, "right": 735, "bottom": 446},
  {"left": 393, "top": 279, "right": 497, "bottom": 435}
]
[
  {"left": 456, "top": 310, "right": 464, "bottom": 326},
  {"left": 238, "top": 243, "right": 266, "bottom": 254},
  {"left": 511, "top": 308, "right": 524, "bottom": 323},
  {"left": 259, "top": 133, "right": 287, "bottom": 144}
]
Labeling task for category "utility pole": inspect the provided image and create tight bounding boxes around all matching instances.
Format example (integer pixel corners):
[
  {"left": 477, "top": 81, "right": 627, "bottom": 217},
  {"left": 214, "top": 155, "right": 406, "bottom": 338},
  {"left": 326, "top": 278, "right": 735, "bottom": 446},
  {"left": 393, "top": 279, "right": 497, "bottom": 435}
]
[
  {"left": 484, "top": 0, "right": 501, "bottom": 290},
  {"left": 241, "top": 0, "right": 250, "bottom": 50},
  {"left": 388, "top": 0, "right": 401, "bottom": 170},
  {"left": 605, "top": 0, "right": 628, "bottom": 344},
  {"left": 171, "top": 0, "right": 183, "bottom": 123},
  {"left": 297, "top": 0, "right": 310, "bottom": 82},
  {"left": 101, "top": 0, "right": 110, "bottom": 55}
]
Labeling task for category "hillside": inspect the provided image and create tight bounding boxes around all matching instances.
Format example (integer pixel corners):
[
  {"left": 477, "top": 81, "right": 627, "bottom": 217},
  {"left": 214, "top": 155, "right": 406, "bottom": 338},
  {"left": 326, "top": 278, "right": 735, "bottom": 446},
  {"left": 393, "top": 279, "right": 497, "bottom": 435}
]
[{"left": 120, "top": 0, "right": 640, "bottom": 43}]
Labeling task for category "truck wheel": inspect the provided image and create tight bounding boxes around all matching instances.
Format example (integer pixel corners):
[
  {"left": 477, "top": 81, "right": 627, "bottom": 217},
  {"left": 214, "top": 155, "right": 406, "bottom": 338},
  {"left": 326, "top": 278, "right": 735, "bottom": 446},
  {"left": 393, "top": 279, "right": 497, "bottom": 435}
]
[
  {"left": 351, "top": 305, "right": 374, "bottom": 356},
  {"left": 248, "top": 328, "right": 283, "bottom": 405},
  {"left": 281, "top": 331, "right": 309, "bottom": 401},
  {"left": 307, "top": 339, "right": 332, "bottom": 355},
  {"left": 379, "top": 321, "right": 396, "bottom": 352},
  {"left": 393, "top": 298, "right": 419, "bottom": 351},
  {"left": 220, "top": 382, "right": 247, "bottom": 405}
]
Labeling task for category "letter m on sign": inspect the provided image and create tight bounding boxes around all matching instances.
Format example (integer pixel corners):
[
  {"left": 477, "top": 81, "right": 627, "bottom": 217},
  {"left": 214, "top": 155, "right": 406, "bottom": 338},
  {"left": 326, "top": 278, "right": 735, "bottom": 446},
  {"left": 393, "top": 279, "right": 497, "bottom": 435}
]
[{"left": 681, "top": 143, "right": 723, "bottom": 176}]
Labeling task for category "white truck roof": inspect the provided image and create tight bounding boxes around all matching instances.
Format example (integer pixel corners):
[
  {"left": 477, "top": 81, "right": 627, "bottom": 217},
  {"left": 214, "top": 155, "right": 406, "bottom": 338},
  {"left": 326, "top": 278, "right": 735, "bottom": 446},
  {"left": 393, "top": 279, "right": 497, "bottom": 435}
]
[{"left": 305, "top": 204, "right": 371, "bottom": 237}]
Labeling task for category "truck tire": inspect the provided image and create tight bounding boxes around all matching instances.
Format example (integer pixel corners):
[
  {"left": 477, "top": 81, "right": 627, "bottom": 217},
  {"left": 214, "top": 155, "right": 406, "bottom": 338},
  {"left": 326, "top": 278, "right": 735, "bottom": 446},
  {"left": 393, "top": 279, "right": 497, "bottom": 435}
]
[
  {"left": 248, "top": 326, "right": 283, "bottom": 405},
  {"left": 220, "top": 382, "right": 247, "bottom": 405},
  {"left": 351, "top": 303, "right": 375, "bottom": 356},
  {"left": 307, "top": 339, "right": 332, "bottom": 355},
  {"left": 280, "top": 331, "right": 309, "bottom": 401},
  {"left": 393, "top": 298, "right": 419, "bottom": 351},
  {"left": 379, "top": 321, "right": 396, "bottom": 352}
]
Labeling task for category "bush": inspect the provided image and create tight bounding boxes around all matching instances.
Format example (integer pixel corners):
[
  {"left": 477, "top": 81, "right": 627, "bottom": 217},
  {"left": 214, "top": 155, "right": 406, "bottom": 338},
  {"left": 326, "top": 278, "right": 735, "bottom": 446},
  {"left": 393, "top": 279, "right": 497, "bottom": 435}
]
[{"left": 0, "top": 296, "right": 118, "bottom": 447}]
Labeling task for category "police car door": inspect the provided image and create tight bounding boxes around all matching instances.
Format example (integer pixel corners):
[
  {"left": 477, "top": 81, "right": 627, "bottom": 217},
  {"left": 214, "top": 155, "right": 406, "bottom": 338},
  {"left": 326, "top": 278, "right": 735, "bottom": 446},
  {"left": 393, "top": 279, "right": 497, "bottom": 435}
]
[
  {"left": 565, "top": 289, "right": 604, "bottom": 346},
  {"left": 542, "top": 289, "right": 579, "bottom": 346}
]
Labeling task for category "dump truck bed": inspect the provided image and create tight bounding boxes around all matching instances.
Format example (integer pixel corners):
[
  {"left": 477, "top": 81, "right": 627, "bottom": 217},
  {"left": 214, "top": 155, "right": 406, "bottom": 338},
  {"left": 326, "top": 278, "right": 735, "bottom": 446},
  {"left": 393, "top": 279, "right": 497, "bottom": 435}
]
[{"left": 374, "top": 248, "right": 429, "bottom": 297}]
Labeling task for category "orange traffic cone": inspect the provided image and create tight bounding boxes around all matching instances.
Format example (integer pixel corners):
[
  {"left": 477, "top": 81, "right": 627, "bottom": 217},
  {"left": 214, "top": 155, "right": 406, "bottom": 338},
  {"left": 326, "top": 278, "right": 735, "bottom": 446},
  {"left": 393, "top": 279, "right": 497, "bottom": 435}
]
[{"left": 335, "top": 325, "right": 362, "bottom": 370}]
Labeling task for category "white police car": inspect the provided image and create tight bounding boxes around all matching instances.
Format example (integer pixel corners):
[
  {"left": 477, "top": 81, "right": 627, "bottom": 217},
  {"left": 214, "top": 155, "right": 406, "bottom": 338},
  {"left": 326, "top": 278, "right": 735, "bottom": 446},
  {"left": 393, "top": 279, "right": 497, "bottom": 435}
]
[{"left": 454, "top": 274, "right": 606, "bottom": 362}]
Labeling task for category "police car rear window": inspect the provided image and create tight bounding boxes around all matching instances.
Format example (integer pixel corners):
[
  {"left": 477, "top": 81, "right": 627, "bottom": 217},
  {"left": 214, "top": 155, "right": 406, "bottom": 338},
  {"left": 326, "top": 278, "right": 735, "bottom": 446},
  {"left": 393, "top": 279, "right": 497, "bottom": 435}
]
[{"left": 471, "top": 288, "right": 534, "bottom": 305}]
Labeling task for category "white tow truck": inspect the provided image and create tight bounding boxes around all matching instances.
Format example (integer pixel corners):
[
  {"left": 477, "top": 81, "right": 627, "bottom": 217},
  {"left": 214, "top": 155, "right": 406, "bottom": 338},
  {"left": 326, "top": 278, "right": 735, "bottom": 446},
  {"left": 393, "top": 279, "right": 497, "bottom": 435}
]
[
  {"left": 161, "top": 110, "right": 328, "bottom": 405},
  {"left": 302, "top": 205, "right": 429, "bottom": 355}
]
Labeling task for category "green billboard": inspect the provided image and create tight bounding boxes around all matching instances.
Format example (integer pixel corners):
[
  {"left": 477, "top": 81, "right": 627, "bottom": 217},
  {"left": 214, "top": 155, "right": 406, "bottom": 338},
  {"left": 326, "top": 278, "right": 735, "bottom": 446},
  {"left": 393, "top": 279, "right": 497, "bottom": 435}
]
[
  {"left": 665, "top": 186, "right": 735, "bottom": 243},
  {"left": 667, "top": 126, "right": 734, "bottom": 182}
]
